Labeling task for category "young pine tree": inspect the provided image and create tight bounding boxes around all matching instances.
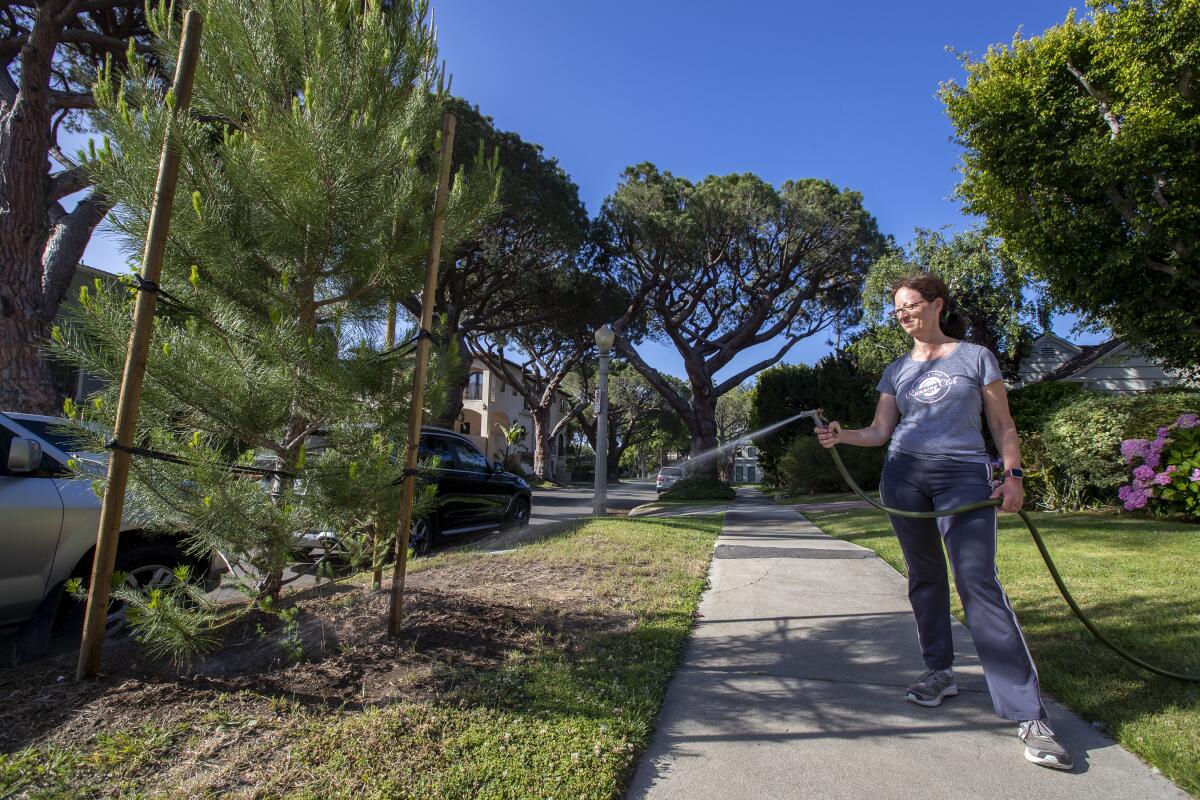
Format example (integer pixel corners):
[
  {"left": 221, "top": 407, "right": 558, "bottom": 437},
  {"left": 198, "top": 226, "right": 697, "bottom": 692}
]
[{"left": 52, "top": 0, "right": 496, "bottom": 664}]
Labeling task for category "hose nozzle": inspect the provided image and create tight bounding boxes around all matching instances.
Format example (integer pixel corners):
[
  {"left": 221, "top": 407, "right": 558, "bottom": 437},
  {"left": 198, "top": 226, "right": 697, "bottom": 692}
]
[{"left": 797, "top": 408, "right": 830, "bottom": 429}]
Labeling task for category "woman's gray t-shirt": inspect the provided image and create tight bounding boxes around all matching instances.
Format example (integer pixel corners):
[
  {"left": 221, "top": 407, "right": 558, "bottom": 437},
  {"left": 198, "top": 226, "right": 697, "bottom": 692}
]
[{"left": 876, "top": 342, "right": 1003, "bottom": 463}]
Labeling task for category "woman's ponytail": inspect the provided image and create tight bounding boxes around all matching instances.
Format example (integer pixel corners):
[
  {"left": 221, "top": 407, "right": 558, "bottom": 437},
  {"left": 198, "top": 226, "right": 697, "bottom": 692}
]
[{"left": 940, "top": 308, "right": 969, "bottom": 340}]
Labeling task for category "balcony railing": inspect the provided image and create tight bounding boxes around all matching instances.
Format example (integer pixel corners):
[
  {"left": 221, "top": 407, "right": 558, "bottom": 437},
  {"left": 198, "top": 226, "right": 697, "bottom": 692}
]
[{"left": 463, "top": 384, "right": 483, "bottom": 401}]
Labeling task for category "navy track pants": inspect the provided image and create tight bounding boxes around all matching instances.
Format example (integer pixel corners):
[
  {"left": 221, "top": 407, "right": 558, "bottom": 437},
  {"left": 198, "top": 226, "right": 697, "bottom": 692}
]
[{"left": 880, "top": 451, "right": 1046, "bottom": 721}]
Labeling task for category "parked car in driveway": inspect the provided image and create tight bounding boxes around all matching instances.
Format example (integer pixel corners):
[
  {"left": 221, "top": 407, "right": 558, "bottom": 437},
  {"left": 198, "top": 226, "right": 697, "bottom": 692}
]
[
  {"left": 655, "top": 466, "right": 684, "bottom": 494},
  {"left": 0, "top": 413, "right": 227, "bottom": 640}
]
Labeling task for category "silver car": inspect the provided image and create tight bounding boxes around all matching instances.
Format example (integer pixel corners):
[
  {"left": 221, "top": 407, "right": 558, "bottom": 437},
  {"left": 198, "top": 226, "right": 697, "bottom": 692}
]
[
  {"left": 655, "top": 466, "right": 684, "bottom": 494},
  {"left": 0, "top": 412, "right": 226, "bottom": 642}
]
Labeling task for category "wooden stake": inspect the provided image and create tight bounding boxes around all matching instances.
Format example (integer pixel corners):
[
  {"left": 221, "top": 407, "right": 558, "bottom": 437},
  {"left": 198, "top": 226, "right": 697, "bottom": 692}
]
[
  {"left": 76, "top": 11, "right": 204, "bottom": 681},
  {"left": 388, "top": 112, "right": 456, "bottom": 636}
]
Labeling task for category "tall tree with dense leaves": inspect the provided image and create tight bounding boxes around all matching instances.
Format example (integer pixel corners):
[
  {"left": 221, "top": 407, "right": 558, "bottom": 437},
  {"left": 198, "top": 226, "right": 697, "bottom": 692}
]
[
  {"left": 52, "top": 0, "right": 495, "bottom": 658},
  {"left": 1, "top": 0, "right": 165, "bottom": 412},
  {"left": 402, "top": 97, "right": 589, "bottom": 428},
  {"left": 597, "top": 163, "right": 886, "bottom": 476},
  {"left": 851, "top": 228, "right": 1049, "bottom": 377},
  {"left": 941, "top": 0, "right": 1200, "bottom": 370}
]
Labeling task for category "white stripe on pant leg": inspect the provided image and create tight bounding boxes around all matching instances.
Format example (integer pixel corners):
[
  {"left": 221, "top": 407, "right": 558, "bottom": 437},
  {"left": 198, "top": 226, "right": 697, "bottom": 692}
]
[{"left": 991, "top": 499, "right": 1040, "bottom": 683}]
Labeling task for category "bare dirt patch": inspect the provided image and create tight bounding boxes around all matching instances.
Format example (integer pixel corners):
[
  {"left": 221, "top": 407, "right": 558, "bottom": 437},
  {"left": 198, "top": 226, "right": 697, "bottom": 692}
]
[{"left": 0, "top": 550, "right": 633, "bottom": 756}]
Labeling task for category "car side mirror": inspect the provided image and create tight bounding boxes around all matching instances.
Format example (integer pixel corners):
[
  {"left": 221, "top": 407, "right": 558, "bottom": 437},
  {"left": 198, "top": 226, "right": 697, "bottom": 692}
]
[
  {"left": 492, "top": 461, "right": 504, "bottom": 474},
  {"left": 7, "top": 437, "right": 42, "bottom": 473}
]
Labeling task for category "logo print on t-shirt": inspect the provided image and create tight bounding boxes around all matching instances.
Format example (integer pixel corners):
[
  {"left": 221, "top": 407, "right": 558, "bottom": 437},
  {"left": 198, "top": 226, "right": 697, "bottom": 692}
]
[{"left": 906, "top": 370, "right": 961, "bottom": 404}]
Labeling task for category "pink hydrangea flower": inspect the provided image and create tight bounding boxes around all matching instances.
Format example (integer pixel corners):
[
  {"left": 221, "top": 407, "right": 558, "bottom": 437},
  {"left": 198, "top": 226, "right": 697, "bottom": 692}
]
[
  {"left": 1177, "top": 413, "right": 1199, "bottom": 429},
  {"left": 1133, "top": 464, "right": 1156, "bottom": 482},
  {"left": 1122, "top": 486, "right": 1150, "bottom": 511},
  {"left": 1144, "top": 439, "right": 1166, "bottom": 469},
  {"left": 1192, "top": 469, "right": 1200, "bottom": 483},
  {"left": 1121, "top": 438, "right": 1149, "bottom": 464},
  {"left": 1153, "top": 471, "right": 1174, "bottom": 486},
  {"left": 1157, "top": 426, "right": 1171, "bottom": 438}
]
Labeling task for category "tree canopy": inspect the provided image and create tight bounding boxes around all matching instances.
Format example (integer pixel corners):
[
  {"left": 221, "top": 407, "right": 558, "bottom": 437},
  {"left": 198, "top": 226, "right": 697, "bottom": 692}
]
[
  {"left": 941, "top": 0, "right": 1200, "bottom": 370},
  {"left": 597, "top": 163, "right": 886, "bottom": 474},
  {"left": 408, "top": 97, "right": 590, "bottom": 427}
]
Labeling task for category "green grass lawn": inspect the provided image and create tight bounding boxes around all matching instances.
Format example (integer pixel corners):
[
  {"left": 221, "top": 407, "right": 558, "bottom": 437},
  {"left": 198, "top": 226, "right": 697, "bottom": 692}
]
[
  {"left": 800, "top": 505, "right": 1200, "bottom": 796},
  {"left": 3, "top": 516, "right": 722, "bottom": 799}
]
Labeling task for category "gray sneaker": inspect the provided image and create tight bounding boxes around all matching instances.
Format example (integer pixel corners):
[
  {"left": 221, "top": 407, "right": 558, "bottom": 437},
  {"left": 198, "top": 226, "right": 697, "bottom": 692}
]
[
  {"left": 905, "top": 668, "right": 958, "bottom": 707},
  {"left": 1018, "top": 720, "right": 1074, "bottom": 770}
]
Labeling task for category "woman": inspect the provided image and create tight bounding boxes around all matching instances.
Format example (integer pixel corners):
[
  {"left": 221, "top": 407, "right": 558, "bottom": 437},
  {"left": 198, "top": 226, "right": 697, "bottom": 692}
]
[{"left": 816, "top": 274, "right": 1072, "bottom": 771}]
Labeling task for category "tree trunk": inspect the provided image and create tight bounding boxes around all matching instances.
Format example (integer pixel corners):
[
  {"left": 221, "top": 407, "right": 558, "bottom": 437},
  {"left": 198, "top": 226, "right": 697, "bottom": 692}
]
[
  {"left": 0, "top": 278, "right": 62, "bottom": 413},
  {"left": 688, "top": 399, "right": 720, "bottom": 479},
  {"left": 0, "top": 9, "right": 112, "bottom": 413},
  {"left": 434, "top": 330, "right": 471, "bottom": 429},
  {"left": 531, "top": 405, "right": 551, "bottom": 481},
  {"left": 607, "top": 417, "right": 620, "bottom": 483},
  {"left": 0, "top": 9, "right": 61, "bottom": 413}
]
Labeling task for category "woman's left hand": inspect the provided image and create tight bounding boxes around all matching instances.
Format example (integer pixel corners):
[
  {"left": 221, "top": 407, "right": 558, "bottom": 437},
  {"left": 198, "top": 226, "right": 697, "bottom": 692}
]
[{"left": 990, "top": 478, "right": 1025, "bottom": 513}]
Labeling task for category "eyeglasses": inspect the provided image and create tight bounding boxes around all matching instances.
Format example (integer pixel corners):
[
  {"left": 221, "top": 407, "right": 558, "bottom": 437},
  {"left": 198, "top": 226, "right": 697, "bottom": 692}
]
[{"left": 892, "top": 299, "right": 928, "bottom": 318}]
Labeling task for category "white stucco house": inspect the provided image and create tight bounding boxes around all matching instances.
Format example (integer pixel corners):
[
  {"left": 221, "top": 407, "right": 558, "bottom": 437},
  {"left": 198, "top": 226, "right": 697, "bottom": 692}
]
[
  {"left": 1015, "top": 333, "right": 1189, "bottom": 394},
  {"left": 732, "top": 444, "right": 764, "bottom": 484},
  {"left": 456, "top": 356, "right": 574, "bottom": 481}
]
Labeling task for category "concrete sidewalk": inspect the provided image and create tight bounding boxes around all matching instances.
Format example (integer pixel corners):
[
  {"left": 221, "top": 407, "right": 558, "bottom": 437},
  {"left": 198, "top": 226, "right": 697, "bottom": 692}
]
[{"left": 627, "top": 490, "right": 1187, "bottom": 800}]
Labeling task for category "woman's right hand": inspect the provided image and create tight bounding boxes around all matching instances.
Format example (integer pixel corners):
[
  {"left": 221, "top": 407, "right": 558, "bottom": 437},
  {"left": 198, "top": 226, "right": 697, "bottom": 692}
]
[{"left": 815, "top": 421, "right": 842, "bottom": 449}]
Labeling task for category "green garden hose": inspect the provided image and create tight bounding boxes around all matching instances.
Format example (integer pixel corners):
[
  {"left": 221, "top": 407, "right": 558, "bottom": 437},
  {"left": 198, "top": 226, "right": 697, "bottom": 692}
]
[{"left": 800, "top": 409, "right": 1200, "bottom": 684}]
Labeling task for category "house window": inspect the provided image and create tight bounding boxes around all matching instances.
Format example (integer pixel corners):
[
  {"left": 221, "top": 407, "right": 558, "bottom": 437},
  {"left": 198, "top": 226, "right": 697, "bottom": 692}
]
[
  {"left": 460, "top": 420, "right": 471, "bottom": 435},
  {"left": 465, "top": 372, "right": 483, "bottom": 401},
  {"left": 557, "top": 433, "right": 565, "bottom": 456}
]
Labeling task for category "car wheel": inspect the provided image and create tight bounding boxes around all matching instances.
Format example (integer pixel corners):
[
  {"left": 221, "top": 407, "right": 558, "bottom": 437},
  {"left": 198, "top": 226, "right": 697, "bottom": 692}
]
[
  {"left": 107, "top": 544, "right": 195, "bottom": 634},
  {"left": 506, "top": 497, "right": 531, "bottom": 528},
  {"left": 409, "top": 516, "right": 436, "bottom": 557}
]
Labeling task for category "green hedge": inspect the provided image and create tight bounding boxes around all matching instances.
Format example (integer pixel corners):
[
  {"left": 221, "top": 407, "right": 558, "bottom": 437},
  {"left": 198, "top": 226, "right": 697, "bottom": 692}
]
[
  {"left": 1008, "top": 381, "right": 1086, "bottom": 432},
  {"left": 659, "top": 476, "right": 737, "bottom": 501},
  {"left": 1025, "top": 388, "right": 1200, "bottom": 509},
  {"left": 779, "top": 435, "right": 886, "bottom": 495}
]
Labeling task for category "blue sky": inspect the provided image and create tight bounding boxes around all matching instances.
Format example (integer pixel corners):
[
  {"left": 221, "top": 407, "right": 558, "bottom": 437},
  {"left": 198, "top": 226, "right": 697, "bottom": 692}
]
[{"left": 78, "top": 0, "right": 1103, "bottom": 380}]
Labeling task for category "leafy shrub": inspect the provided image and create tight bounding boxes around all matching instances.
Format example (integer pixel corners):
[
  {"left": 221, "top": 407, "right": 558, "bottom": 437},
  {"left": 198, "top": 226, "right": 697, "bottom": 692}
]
[
  {"left": 751, "top": 354, "right": 879, "bottom": 485},
  {"left": 779, "top": 435, "right": 885, "bottom": 495},
  {"left": 1008, "top": 381, "right": 1085, "bottom": 432},
  {"left": 1035, "top": 389, "right": 1200, "bottom": 509},
  {"left": 1118, "top": 413, "right": 1200, "bottom": 519},
  {"left": 660, "top": 476, "right": 736, "bottom": 501}
]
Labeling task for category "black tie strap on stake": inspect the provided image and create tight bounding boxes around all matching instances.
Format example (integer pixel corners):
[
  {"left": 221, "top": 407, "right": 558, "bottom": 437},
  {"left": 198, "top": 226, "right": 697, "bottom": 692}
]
[
  {"left": 130, "top": 273, "right": 191, "bottom": 310},
  {"left": 372, "top": 328, "right": 434, "bottom": 362},
  {"left": 799, "top": 407, "right": 1200, "bottom": 683},
  {"left": 103, "top": 439, "right": 295, "bottom": 479},
  {"left": 391, "top": 466, "right": 422, "bottom": 485}
]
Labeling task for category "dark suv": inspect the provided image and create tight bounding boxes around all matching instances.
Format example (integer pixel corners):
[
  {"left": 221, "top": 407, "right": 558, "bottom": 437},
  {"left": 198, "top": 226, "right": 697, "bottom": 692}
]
[{"left": 410, "top": 426, "right": 532, "bottom": 554}]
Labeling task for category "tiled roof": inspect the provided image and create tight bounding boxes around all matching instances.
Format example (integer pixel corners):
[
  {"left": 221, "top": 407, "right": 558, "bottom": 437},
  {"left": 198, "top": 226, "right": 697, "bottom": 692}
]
[{"left": 1036, "top": 338, "right": 1125, "bottom": 383}]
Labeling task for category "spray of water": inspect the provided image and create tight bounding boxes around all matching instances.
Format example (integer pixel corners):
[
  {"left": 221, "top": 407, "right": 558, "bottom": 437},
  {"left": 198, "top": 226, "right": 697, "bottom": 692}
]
[{"left": 668, "top": 410, "right": 815, "bottom": 471}]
